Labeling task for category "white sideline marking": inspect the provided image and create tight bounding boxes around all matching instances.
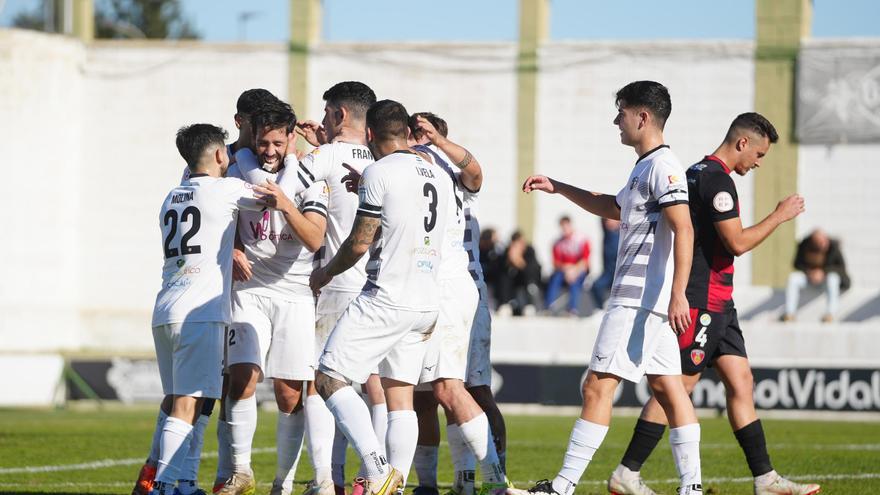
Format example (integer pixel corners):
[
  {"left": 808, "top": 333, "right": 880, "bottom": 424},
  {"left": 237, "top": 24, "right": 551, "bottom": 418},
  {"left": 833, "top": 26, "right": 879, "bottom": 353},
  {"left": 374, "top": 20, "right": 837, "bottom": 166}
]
[
  {"left": 2, "top": 444, "right": 879, "bottom": 474},
  {"left": 0, "top": 447, "right": 276, "bottom": 475},
  {"left": 1, "top": 472, "right": 879, "bottom": 489}
]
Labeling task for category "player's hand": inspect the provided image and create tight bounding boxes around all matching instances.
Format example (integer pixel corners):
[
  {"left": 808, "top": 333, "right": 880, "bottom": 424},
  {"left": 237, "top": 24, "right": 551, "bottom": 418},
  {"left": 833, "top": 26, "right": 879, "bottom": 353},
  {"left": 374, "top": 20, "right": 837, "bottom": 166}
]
[
  {"left": 667, "top": 293, "right": 691, "bottom": 335},
  {"left": 296, "top": 120, "right": 327, "bottom": 147},
  {"left": 232, "top": 248, "right": 253, "bottom": 282},
  {"left": 775, "top": 194, "right": 805, "bottom": 222},
  {"left": 522, "top": 175, "right": 556, "bottom": 194},
  {"left": 309, "top": 266, "right": 333, "bottom": 295},
  {"left": 415, "top": 116, "right": 445, "bottom": 146},
  {"left": 253, "top": 179, "right": 295, "bottom": 213},
  {"left": 341, "top": 163, "right": 361, "bottom": 194}
]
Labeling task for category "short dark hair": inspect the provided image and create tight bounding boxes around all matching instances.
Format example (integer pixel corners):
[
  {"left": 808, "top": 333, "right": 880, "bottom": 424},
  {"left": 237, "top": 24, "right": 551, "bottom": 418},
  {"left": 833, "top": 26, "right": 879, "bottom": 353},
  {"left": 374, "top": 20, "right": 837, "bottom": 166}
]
[
  {"left": 726, "top": 112, "right": 779, "bottom": 144},
  {"left": 323, "top": 81, "right": 377, "bottom": 121},
  {"left": 559, "top": 215, "right": 571, "bottom": 224},
  {"left": 236, "top": 88, "right": 278, "bottom": 115},
  {"left": 409, "top": 112, "right": 448, "bottom": 139},
  {"left": 366, "top": 100, "right": 410, "bottom": 142},
  {"left": 615, "top": 81, "right": 672, "bottom": 129},
  {"left": 176, "top": 124, "right": 228, "bottom": 170},
  {"left": 252, "top": 107, "right": 297, "bottom": 138}
]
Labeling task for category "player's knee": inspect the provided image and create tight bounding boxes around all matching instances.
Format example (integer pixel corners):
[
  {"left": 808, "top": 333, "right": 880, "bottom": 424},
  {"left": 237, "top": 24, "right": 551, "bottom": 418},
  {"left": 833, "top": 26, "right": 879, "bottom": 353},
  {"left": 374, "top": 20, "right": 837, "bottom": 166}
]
[
  {"left": 227, "top": 364, "right": 260, "bottom": 400},
  {"left": 274, "top": 380, "right": 303, "bottom": 413},
  {"left": 432, "top": 380, "right": 463, "bottom": 409},
  {"left": 582, "top": 380, "right": 611, "bottom": 405},
  {"left": 726, "top": 370, "right": 755, "bottom": 401},
  {"left": 315, "top": 372, "right": 347, "bottom": 400}
]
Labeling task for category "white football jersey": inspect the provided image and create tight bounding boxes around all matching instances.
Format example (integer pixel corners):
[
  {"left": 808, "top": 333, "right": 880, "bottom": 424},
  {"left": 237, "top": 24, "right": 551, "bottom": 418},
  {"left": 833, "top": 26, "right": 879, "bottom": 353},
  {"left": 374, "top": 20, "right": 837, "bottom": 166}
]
[
  {"left": 227, "top": 163, "right": 330, "bottom": 301},
  {"left": 609, "top": 145, "right": 689, "bottom": 315},
  {"left": 462, "top": 192, "right": 488, "bottom": 301},
  {"left": 234, "top": 143, "right": 375, "bottom": 293},
  {"left": 357, "top": 150, "right": 451, "bottom": 311},
  {"left": 300, "top": 142, "right": 374, "bottom": 293},
  {"left": 413, "top": 145, "right": 469, "bottom": 281},
  {"left": 152, "top": 175, "right": 262, "bottom": 326}
]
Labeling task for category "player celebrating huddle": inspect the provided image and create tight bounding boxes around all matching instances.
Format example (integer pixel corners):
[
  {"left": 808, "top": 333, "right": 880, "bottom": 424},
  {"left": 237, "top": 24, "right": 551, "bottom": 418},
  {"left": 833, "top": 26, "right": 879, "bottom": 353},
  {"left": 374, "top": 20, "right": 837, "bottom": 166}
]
[
  {"left": 308, "top": 99, "right": 452, "bottom": 495},
  {"left": 297, "top": 81, "right": 379, "bottom": 495},
  {"left": 511, "top": 81, "right": 704, "bottom": 495},
  {"left": 407, "top": 113, "right": 508, "bottom": 495},
  {"left": 607, "top": 113, "right": 818, "bottom": 495},
  {"left": 147, "top": 124, "right": 282, "bottom": 495},
  {"left": 219, "top": 107, "right": 330, "bottom": 495}
]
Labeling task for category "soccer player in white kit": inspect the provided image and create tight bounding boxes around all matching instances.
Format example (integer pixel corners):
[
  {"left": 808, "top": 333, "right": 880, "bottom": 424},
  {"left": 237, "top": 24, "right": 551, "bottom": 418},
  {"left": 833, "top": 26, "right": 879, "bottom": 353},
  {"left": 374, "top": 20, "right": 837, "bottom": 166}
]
[
  {"left": 510, "top": 81, "right": 704, "bottom": 495},
  {"left": 218, "top": 108, "right": 330, "bottom": 495},
  {"left": 405, "top": 114, "right": 507, "bottom": 495},
  {"left": 147, "top": 124, "right": 278, "bottom": 495},
  {"left": 296, "top": 81, "right": 380, "bottom": 495},
  {"left": 308, "top": 99, "right": 451, "bottom": 495}
]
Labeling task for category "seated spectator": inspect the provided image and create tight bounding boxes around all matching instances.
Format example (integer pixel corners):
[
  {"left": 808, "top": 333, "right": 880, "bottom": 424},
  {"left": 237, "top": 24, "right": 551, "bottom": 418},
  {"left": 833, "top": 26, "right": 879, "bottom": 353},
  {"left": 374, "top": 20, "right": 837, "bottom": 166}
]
[
  {"left": 590, "top": 217, "right": 620, "bottom": 310},
  {"left": 783, "top": 229, "right": 851, "bottom": 322},
  {"left": 479, "top": 228, "right": 505, "bottom": 306},
  {"left": 545, "top": 216, "right": 591, "bottom": 316},
  {"left": 496, "top": 230, "right": 542, "bottom": 316}
]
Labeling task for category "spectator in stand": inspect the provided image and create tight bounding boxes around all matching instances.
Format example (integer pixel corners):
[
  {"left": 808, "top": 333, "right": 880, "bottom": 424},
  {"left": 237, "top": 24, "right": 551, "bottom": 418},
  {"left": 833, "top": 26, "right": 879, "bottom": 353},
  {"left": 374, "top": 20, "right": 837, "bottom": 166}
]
[
  {"left": 479, "top": 227, "right": 505, "bottom": 306},
  {"left": 496, "top": 230, "right": 542, "bottom": 316},
  {"left": 782, "top": 229, "right": 851, "bottom": 323},
  {"left": 545, "top": 216, "right": 591, "bottom": 316},
  {"left": 590, "top": 217, "right": 621, "bottom": 310}
]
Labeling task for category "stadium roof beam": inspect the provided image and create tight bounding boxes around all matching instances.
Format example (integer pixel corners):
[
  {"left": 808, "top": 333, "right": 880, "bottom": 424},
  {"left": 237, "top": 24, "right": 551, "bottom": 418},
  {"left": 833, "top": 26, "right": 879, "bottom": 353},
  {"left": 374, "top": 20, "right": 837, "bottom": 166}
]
[
  {"left": 753, "top": 0, "right": 811, "bottom": 287},
  {"left": 516, "top": 0, "right": 549, "bottom": 241},
  {"left": 289, "top": 0, "right": 321, "bottom": 151}
]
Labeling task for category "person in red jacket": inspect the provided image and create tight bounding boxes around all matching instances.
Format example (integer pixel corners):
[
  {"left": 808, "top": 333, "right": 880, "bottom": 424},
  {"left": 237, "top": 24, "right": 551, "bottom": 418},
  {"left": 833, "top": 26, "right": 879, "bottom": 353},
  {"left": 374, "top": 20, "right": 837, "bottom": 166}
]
[{"left": 545, "top": 216, "right": 591, "bottom": 316}]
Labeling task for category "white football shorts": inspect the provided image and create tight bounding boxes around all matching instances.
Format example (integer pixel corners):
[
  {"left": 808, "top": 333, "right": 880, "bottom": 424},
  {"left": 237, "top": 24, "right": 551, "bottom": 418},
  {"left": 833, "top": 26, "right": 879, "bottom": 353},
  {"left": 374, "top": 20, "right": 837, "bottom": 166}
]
[
  {"left": 464, "top": 299, "right": 493, "bottom": 388},
  {"left": 589, "top": 305, "right": 681, "bottom": 383},
  {"left": 226, "top": 291, "right": 316, "bottom": 381},
  {"left": 319, "top": 294, "right": 437, "bottom": 385},
  {"left": 315, "top": 289, "right": 359, "bottom": 363},
  {"left": 418, "top": 276, "right": 479, "bottom": 385},
  {"left": 153, "top": 321, "right": 224, "bottom": 398}
]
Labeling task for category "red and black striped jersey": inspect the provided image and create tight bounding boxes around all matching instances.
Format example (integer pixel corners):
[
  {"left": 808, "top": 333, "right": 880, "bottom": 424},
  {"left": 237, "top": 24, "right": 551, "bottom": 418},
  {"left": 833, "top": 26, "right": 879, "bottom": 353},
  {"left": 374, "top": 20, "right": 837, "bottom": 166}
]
[{"left": 685, "top": 155, "right": 739, "bottom": 312}]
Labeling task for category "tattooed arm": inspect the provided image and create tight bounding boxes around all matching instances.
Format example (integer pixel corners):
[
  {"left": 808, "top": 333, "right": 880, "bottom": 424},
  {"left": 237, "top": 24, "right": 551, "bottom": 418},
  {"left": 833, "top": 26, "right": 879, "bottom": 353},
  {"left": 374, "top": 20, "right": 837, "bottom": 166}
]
[{"left": 309, "top": 213, "right": 381, "bottom": 292}]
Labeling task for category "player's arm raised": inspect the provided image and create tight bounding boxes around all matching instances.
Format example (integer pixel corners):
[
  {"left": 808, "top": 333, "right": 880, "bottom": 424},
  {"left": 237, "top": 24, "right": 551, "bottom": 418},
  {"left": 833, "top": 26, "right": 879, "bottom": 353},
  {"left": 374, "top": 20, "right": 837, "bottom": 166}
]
[
  {"left": 715, "top": 194, "right": 804, "bottom": 256},
  {"left": 416, "top": 116, "right": 483, "bottom": 192},
  {"left": 522, "top": 175, "right": 620, "bottom": 220}
]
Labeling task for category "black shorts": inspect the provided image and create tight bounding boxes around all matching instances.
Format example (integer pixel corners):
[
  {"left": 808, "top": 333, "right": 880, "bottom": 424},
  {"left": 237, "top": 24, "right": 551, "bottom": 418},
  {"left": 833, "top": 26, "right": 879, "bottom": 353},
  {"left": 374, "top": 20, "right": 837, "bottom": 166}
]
[{"left": 677, "top": 308, "right": 746, "bottom": 374}]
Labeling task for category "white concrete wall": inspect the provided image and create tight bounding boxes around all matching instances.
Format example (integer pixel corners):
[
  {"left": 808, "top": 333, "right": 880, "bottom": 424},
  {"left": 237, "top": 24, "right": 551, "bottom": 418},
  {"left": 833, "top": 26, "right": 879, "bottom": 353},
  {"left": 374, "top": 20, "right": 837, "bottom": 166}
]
[{"left": 0, "top": 29, "right": 876, "bottom": 351}]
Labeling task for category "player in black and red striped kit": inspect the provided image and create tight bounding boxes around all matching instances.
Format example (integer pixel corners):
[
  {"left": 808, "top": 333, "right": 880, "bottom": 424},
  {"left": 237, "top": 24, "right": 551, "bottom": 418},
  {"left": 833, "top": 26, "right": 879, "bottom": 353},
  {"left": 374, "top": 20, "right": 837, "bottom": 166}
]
[{"left": 606, "top": 113, "right": 821, "bottom": 495}]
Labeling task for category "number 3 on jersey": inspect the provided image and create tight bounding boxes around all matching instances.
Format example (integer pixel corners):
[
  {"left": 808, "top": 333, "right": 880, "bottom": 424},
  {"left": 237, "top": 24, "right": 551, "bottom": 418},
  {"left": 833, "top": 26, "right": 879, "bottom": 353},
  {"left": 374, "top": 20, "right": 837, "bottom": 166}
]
[
  {"left": 423, "top": 183, "right": 438, "bottom": 232},
  {"left": 163, "top": 206, "right": 202, "bottom": 258}
]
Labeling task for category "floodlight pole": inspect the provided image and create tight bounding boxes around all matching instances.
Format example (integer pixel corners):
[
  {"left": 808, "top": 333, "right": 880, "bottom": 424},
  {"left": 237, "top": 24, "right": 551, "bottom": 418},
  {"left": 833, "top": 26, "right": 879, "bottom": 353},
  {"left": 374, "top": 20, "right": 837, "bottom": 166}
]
[
  {"left": 289, "top": 0, "right": 321, "bottom": 152},
  {"left": 71, "top": 0, "right": 94, "bottom": 42},
  {"left": 516, "top": 0, "right": 549, "bottom": 242},
  {"left": 752, "top": 0, "right": 811, "bottom": 287}
]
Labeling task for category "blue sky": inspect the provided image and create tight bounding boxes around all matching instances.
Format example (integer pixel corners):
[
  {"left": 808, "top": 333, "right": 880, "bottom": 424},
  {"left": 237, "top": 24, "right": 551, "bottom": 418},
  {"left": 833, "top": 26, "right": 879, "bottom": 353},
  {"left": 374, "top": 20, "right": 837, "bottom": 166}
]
[{"left": 1, "top": 0, "right": 879, "bottom": 42}]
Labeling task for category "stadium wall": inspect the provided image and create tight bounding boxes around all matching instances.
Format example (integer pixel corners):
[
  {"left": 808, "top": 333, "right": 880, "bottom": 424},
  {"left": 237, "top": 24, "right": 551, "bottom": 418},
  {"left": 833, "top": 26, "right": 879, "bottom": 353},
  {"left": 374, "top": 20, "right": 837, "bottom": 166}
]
[{"left": 0, "top": 30, "right": 877, "bottom": 353}]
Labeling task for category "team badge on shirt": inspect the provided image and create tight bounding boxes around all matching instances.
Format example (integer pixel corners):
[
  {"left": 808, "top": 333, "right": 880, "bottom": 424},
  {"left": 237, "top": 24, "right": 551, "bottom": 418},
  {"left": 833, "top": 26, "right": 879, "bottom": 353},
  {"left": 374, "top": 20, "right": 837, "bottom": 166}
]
[
  {"left": 699, "top": 313, "right": 712, "bottom": 326},
  {"left": 691, "top": 349, "right": 706, "bottom": 365},
  {"left": 713, "top": 191, "right": 734, "bottom": 212}
]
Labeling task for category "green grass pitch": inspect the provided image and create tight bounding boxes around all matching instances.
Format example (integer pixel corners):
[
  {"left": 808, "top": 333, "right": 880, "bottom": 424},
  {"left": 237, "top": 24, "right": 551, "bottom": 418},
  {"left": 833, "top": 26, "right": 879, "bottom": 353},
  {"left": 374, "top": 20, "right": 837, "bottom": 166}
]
[{"left": 1, "top": 407, "right": 878, "bottom": 494}]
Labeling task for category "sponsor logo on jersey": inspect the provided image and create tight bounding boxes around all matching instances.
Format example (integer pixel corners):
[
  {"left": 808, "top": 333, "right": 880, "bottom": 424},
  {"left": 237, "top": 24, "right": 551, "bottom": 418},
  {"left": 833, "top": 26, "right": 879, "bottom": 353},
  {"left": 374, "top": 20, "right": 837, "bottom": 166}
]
[
  {"left": 700, "top": 313, "right": 712, "bottom": 326},
  {"left": 713, "top": 192, "right": 734, "bottom": 212},
  {"left": 248, "top": 211, "right": 296, "bottom": 242},
  {"left": 416, "top": 259, "right": 434, "bottom": 272},
  {"left": 424, "top": 236, "right": 431, "bottom": 246},
  {"left": 691, "top": 349, "right": 706, "bottom": 365},
  {"left": 668, "top": 175, "right": 681, "bottom": 184},
  {"left": 412, "top": 247, "right": 439, "bottom": 257}
]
